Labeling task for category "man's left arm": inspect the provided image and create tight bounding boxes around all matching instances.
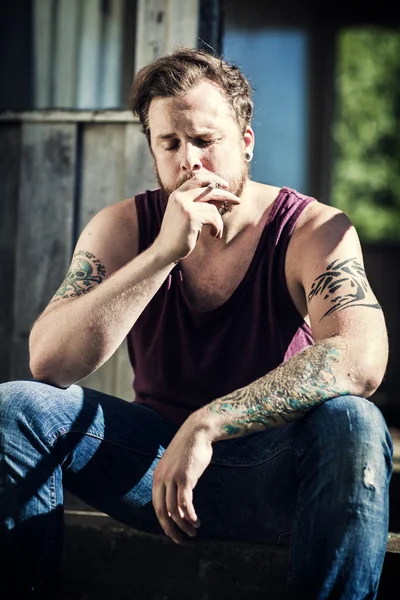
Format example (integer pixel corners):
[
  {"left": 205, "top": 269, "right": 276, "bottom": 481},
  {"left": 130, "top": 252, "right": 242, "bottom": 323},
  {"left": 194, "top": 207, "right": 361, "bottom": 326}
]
[
  {"left": 152, "top": 207, "right": 389, "bottom": 542},
  {"left": 197, "top": 207, "right": 388, "bottom": 441}
]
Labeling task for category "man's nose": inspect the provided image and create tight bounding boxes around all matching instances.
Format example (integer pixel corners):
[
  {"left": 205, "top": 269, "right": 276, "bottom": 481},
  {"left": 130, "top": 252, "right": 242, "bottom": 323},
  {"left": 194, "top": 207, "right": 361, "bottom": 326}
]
[{"left": 180, "top": 143, "right": 202, "bottom": 171}]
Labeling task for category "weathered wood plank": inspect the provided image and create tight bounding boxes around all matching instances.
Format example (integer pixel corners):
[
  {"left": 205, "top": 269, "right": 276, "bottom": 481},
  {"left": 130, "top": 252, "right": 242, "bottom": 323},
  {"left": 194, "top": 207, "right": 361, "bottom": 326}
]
[
  {"left": 54, "top": 0, "right": 80, "bottom": 108},
  {"left": 168, "top": 0, "right": 200, "bottom": 50},
  {"left": 12, "top": 122, "right": 77, "bottom": 380},
  {"left": 100, "top": 0, "right": 125, "bottom": 109},
  {"left": 124, "top": 122, "right": 158, "bottom": 197},
  {"left": 76, "top": 0, "right": 102, "bottom": 109},
  {"left": 78, "top": 123, "right": 126, "bottom": 231},
  {"left": 0, "top": 125, "right": 22, "bottom": 383},
  {"left": 135, "top": 0, "right": 200, "bottom": 72},
  {"left": 32, "top": 0, "right": 53, "bottom": 108},
  {"left": 0, "top": 111, "right": 136, "bottom": 123}
]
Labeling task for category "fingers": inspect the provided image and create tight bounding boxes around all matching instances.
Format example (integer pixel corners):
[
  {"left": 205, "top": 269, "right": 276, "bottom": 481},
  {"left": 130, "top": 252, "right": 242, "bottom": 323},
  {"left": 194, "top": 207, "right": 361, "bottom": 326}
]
[
  {"left": 166, "top": 483, "right": 198, "bottom": 539},
  {"left": 195, "top": 203, "right": 224, "bottom": 238},
  {"left": 176, "top": 174, "right": 240, "bottom": 206},
  {"left": 193, "top": 186, "right": 241, "bottom": 206},
  {"left": 153, "top": 481, "right": 199, "bottom": 545},
  {"left": 153, "top": 482, "right": 184, "bottom": 544},
  {"left": 177, "top": 486, "right": 201, "bottom": 528},
  {"left": 178, "top": 173, "right": 229, "bottom": 192}
]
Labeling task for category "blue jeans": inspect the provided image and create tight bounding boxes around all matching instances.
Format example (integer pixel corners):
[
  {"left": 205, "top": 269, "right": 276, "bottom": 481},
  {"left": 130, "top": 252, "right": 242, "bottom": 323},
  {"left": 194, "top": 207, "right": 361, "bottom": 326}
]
[{"left": 0, "top": 380, "right": 393, "bottom": 599}]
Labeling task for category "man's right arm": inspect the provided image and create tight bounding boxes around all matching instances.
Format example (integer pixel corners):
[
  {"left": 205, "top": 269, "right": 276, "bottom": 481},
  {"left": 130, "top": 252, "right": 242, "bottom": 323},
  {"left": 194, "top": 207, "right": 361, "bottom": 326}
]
[
  {"left": 29, "top": 174, "right": 240, "bottom": 388},
  {"left": 29, "top": 197, "right": 175, "bottom": 388}
]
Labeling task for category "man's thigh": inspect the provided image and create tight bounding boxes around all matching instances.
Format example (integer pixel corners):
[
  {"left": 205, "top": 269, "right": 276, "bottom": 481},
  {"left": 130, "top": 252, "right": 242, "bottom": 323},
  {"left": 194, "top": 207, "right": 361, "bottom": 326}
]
[
  {"left": 54, "top": 385, "right": 181, "bottom": 533},
  {"left": 207, "top": 425, "right": 299, "bottom": 545}
]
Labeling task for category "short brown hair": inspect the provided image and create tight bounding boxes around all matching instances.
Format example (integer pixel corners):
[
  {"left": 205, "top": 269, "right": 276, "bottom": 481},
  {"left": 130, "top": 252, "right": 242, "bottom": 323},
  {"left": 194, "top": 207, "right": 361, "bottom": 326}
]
[{"left": 128, "top": 47, "right": 254, "bottom": 143}]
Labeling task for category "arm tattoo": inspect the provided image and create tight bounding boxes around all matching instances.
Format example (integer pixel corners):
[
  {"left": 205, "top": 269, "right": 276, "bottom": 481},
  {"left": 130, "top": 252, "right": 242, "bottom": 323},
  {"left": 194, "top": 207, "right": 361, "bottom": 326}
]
[
  {"left": 50, "top": 250, "right": 106, "bottom": 303},
  {"left": 209, "top": 339, "right": 349, "bottom": 437},
  {"left": 307, "top": 257, "right": 380, "bottom": 320}
]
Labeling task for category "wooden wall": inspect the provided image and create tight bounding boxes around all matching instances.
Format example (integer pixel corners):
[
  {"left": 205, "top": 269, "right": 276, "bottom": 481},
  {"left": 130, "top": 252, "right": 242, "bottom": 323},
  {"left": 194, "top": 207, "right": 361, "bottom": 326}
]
[
  {"left": 0, "top": 0, "right": 201, "bottom": 401},
  {"left": 0, "top": 112, "right": 157, "bottom": 402}
]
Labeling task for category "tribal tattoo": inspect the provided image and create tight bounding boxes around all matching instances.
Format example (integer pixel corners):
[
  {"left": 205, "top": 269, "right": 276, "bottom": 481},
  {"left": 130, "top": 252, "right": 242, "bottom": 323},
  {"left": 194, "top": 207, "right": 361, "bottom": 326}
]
[
  {"left": 209, "top": 339, "right": 349, "bottom": 437},
  {"left": 50, "top": 250, "right": 106, "bottom": 303},
  {"left": 307, "top": 257, "right": 380, "bottom": 320}
]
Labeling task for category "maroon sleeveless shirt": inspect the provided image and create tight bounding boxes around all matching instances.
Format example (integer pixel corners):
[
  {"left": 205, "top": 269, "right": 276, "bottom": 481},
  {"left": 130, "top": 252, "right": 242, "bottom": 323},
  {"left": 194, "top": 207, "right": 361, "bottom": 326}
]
[{"left": 127, "top": 187, "right": 315, "bottom": 426}]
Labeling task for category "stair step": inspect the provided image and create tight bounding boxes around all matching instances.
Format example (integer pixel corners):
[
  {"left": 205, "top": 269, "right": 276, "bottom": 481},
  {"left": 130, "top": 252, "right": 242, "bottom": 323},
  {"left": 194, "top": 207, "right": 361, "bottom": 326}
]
[{"left": 59, "top": 513, "right": 400, "bottom": 600}]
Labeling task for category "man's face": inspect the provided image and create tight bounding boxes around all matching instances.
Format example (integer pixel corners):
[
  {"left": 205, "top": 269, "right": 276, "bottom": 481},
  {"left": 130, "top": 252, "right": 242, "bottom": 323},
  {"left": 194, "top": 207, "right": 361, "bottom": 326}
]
[{"left": 148, "top": 79, "right": 253, "bottom": 202}]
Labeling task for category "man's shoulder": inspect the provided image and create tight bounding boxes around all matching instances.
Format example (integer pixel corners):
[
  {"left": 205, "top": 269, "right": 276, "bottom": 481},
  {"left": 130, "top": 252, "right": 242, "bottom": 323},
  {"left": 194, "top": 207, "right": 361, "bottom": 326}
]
[
  {"left": 97, "top": 187, "right": 162, "bottom": 223},
  {"left": 292, "top": 195, "right": 351, "bottom": 238}
]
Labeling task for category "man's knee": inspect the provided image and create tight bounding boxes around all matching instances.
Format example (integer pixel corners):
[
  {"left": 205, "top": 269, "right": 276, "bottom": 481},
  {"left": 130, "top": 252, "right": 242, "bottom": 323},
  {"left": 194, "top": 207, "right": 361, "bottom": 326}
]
[
  {"left": 306, "top": 395, "right": 390, "bottom": 443},
  {"left": 296, "top": 396, "right": 393, "bottom": 481},
  {"left": 0, "top": 379, "right": 60, "bottom": 429}
]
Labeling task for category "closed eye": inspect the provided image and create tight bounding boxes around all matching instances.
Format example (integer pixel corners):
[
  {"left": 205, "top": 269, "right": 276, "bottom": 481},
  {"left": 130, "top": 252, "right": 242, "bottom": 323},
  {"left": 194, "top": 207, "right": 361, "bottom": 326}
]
[
  {"left": 195, "top": 138, "right": 218, "bottom": 147},
  {"left": 165, "top": 142, "right": 179, "bottom": 151},
  {"left": 164, "top": 138, "right": 219, "bottom": 152}
]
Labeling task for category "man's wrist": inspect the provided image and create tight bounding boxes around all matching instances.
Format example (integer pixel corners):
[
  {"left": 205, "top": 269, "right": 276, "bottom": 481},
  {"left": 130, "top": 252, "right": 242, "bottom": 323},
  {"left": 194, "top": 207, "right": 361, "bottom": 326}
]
[{"left": 187, "top": 406, "right": 226, "bottom": 443}]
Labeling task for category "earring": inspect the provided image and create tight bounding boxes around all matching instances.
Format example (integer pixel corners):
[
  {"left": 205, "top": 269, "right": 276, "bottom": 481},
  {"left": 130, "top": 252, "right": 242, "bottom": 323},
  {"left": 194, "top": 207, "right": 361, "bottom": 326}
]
[{"left": 245, "top": 151, "right": 253, "bottom": 162}]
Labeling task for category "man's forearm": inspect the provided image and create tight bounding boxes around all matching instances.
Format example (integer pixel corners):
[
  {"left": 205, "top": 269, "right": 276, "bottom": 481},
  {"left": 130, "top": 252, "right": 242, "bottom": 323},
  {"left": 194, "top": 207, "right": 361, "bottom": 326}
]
[
  {"left": 29, "top": 245, "right": 175, "bottom": 386},
  {"left": 196, "top": 337, "right": 366, "bottom": 442}
]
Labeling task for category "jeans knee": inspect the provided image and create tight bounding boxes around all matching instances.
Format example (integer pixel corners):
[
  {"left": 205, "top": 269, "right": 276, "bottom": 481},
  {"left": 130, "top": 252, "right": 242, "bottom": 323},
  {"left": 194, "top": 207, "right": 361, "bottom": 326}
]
[
  {"left": 308, "top": 396, "right": 390, "bottom": 446},
  {"left": 297, "top": 396, "right": 393, "bottom": 480},
  {"left": 0, "top": 380, "right": 55, "bottom": 433}
]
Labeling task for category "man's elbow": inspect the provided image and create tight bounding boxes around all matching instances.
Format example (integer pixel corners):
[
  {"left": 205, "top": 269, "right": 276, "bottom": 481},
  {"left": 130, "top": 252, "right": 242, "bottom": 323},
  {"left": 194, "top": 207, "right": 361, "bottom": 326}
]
[
  {"left": 29, "top": 358, "right": 72, "bottom": 389},
  {"left": 354, "top": 354, "right": 388, "bottom": 399}
]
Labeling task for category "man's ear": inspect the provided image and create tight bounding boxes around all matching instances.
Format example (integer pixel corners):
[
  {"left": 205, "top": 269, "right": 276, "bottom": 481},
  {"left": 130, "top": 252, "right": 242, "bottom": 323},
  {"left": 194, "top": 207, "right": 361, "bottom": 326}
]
[{"left": 243, "top": 126, "right": 255, "bottom": 156}]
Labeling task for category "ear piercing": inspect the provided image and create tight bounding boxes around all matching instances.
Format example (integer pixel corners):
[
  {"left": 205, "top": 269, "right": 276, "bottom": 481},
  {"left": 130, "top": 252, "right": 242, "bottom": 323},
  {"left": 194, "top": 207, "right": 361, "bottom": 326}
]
[{"left": 245, "top": 152, "right": 253, "bottom": 162}]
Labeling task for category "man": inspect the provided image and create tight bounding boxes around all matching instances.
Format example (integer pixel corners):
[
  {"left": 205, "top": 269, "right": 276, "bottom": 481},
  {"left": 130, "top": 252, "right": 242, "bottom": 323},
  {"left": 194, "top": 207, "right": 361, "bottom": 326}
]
[{"left": 0, "top": 48, "right": 393, "bottom": 599}]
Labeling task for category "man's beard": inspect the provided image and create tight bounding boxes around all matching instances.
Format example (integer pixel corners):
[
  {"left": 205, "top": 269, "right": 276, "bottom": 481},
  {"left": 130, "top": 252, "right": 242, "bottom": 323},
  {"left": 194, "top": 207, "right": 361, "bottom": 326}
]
[{"left": 156, "top": 160, "right": 249, "bottom": 209}]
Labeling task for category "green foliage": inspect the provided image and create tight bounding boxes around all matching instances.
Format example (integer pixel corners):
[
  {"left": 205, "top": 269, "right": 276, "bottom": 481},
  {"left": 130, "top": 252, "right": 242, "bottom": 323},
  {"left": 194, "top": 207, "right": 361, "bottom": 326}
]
[{"left": 331, "top": 28, "right": 400, "bottom": 242}]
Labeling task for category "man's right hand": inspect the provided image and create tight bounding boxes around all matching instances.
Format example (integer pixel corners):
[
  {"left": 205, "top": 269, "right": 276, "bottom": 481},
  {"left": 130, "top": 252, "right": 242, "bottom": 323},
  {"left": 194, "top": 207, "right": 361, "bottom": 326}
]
[{"left": 153, "top": 173, "right": 241, "bottom": 263}]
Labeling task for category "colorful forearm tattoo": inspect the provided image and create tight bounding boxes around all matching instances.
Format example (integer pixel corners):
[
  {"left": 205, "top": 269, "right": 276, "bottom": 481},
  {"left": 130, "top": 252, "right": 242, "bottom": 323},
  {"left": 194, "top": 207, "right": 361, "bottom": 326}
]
[
  {"left": 307, "top": 257, "right": 381, "bottom": 320},
  {"left": 50, "top": 250, "right": 106, "bottom": 303},
  {"left": 210, "top": 339, "right": 349, "bottom": 437}
]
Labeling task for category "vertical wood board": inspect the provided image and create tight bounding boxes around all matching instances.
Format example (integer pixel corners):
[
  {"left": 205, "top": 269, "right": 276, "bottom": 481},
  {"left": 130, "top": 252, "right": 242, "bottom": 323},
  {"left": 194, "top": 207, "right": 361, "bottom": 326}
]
[
  {"left": 0, "top": 125, "right": 22, "bottom": 382},
  {"left": 12, "top": 122, "right": 77, "bottom": 379},
  {"left": 135, "top": 0, "right": 200, "bottom": 72},
  {"left": 100, "top": 0, "right": 125, "bottom": 109},
  {"left": 78, "top": 123, "right": 126, "bottom": 233},
  {"left": 32, "top": 0, "right": 54, "bottom": 108},
  {"left": 54, "top": 0, "right": 80, "bottom": 108},
  {"left": 76, "top": 0, "right": 102, "bottom": 109},
  {"left": 124, "top": 122, "right": 158, "bottom": 198}
]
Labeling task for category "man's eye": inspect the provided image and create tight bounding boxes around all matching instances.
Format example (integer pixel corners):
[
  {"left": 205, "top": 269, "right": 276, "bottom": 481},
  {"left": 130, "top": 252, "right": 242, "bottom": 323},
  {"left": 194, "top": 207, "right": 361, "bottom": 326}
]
[
  {"left": 197, "top": 139, "right": 216, "bottom": 147},
  {"left": 165, "top": 143, "right": 179, "bottom": 151}
]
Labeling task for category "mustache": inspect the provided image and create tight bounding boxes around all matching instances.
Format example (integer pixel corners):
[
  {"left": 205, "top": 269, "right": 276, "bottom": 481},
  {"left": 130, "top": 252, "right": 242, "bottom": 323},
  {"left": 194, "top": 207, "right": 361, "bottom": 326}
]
[{"left": 177, "top": 172, "right": 196, "bottom": 188}]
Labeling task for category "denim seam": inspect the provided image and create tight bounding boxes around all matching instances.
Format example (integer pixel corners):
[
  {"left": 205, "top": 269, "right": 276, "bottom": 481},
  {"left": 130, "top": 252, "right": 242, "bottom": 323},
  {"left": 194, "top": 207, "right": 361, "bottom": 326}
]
[
  {"left": 211, "top": 441, "right": 297, "bottom": 468},
  {"left": 44, "top": 427, "right": 164, "bottom": 460}
]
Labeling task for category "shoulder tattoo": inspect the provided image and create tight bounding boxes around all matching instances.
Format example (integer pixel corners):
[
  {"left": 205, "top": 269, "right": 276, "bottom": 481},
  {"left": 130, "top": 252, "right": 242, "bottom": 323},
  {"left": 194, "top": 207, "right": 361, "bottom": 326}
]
[{"left": 307, "top": 257, "right": 381, "bottom": 320}]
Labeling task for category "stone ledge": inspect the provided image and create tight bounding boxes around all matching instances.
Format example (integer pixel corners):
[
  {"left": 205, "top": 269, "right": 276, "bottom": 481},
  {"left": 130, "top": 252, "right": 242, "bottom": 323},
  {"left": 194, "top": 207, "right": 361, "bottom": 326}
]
[{"left": 59, "top": 513, "right": 400, "bottom": 600}]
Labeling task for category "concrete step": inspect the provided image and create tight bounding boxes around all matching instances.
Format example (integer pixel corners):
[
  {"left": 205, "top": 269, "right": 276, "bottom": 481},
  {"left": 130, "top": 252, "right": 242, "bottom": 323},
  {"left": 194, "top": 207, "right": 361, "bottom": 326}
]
[
  {"left": 58, "top": 426, "right": 400, "bottom": 599},
  {"left": 59, "top": 512, "right": 400, "bottom": 600}
]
